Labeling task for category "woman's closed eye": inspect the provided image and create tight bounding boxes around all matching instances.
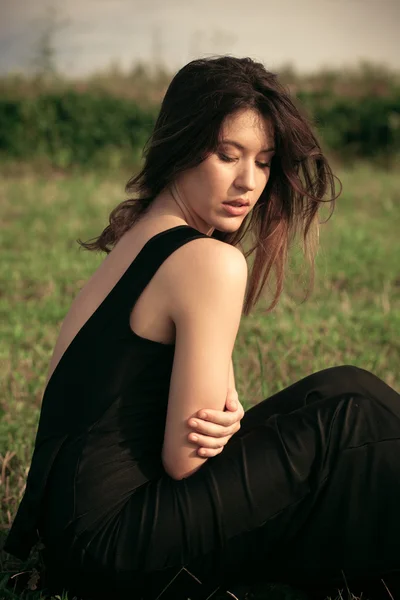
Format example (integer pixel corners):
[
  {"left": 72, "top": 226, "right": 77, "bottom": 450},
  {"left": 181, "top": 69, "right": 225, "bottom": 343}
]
[{"left": 218, "top": 153, "right": 271, "bottom": 169}]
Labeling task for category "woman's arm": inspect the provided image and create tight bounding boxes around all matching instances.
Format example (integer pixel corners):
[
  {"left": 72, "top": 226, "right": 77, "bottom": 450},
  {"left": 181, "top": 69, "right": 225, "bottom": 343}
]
[{"left": 161, "top": 238, "right": 247, "bottom": 480}]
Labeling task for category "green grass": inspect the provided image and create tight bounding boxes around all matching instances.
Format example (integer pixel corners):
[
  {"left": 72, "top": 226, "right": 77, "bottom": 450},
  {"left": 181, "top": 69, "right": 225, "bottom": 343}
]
[{"left": 0, "top": 164, "right": 399, "bottom": 599}]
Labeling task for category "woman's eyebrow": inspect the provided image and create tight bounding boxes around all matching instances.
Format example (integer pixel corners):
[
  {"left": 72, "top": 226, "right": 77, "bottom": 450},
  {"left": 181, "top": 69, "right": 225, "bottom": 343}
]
[{"left": 221, "top": 139, "right": 275, "bottom": 153}]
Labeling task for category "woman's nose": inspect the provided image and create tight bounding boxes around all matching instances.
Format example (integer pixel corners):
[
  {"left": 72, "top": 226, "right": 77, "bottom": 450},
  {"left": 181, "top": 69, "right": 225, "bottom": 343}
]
[{"left": 235, "top": 161, "right": 256, "bottom": 192}]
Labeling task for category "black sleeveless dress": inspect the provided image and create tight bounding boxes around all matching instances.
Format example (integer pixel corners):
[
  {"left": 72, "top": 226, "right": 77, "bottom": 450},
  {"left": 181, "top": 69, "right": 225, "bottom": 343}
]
[{"left": 4, "top": 225, "right": 400, "bottom": 600}]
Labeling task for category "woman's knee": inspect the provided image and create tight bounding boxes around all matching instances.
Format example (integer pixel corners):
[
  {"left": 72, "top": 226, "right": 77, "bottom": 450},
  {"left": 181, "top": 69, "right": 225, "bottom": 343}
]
[
  {"left": 316, "top": 364, "right": 364, "bottom": 379},
  {"left": 314, "top": 364, "right": 379, "bottom": 389},
  {"left": 313, "top": 365, "right": 399, "bottom": 416},
  {"left": 300, "top": 365, "right": 383, "bottom": 404},
  {"left": 331, "top": 365, "right": 391, "bottom": 395}
]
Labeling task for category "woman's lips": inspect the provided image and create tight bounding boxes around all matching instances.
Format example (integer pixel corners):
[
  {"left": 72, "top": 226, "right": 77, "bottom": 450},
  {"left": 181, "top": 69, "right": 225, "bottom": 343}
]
[{"left": 222, "top": 203, "right": 249, "bottom": 216}]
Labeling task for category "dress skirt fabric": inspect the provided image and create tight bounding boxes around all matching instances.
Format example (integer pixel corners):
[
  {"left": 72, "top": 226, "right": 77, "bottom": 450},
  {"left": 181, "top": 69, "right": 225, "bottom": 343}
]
[{"left": 41, "top": 365, "right": 400, "bottom": 599}]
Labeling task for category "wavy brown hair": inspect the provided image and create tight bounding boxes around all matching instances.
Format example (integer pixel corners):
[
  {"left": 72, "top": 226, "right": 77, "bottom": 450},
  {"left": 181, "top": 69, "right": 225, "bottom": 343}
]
[{"left": 78, "top": 55, "right": 341, "bottom": 314}]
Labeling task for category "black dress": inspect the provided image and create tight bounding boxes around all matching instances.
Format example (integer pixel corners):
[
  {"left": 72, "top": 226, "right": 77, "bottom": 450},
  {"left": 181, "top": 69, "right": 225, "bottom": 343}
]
[{"left": 4, "top": 225, "right": 400, "bottom": 600}]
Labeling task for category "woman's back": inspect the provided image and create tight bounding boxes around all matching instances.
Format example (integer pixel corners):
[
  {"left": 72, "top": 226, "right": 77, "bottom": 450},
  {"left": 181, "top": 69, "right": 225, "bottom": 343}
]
[{"left": 45, "top": 217, "right": 196, "bottom": 386}]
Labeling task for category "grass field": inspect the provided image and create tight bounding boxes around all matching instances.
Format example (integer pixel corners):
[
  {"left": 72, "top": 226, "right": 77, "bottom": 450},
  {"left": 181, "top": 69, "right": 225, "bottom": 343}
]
[{"left": 0, "top": 164, "right": 399, "bottom": 599}]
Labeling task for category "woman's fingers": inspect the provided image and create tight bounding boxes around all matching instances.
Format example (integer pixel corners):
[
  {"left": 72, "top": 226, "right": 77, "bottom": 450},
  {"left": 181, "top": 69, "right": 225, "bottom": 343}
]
[
  {"left": 193, "top": 407, "right": 242, "bottom": 428},
  {"left": 188, "top": 418, "right": 239, "bottom": 438},
  {"left": 187, "top": 389, "right": 244, "bottom": 452},
  {"left": 188, "top": 431, "right": 231, "bottom": 450}
]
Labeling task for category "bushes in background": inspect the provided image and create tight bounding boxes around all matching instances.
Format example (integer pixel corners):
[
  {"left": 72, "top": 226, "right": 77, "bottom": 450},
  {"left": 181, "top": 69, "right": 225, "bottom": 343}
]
[
  {"left": 297, "top": 90, "right": 400, "bottom": 163},
  {"left": 0, "top": 91, "right": 157, "bottom": 168},
  {"left": 0, "top": 88, "right": 399, "bottom": 168}
]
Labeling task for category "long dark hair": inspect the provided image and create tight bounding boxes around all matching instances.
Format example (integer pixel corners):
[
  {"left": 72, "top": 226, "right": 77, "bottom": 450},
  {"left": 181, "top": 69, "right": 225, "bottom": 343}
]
[{"left": 78, "top": 55, "right": 341, "bottom": 314}]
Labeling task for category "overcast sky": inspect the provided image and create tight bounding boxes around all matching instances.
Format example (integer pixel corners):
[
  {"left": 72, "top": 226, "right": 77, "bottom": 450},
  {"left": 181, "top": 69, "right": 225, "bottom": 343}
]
[{"left": 1, "top": 0, "right": 399, "bottom": 76}]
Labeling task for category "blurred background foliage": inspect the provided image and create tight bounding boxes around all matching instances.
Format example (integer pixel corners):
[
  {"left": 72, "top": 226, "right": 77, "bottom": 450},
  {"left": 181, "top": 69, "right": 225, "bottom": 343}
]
[{"left": 1, "top": 60, "right": 399, "bottom": 170}]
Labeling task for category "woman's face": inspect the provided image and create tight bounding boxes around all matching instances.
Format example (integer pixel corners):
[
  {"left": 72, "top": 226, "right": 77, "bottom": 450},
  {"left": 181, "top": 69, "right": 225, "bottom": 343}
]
[{"left": 170, "top": 108, "right": 275, "bottom": 235}]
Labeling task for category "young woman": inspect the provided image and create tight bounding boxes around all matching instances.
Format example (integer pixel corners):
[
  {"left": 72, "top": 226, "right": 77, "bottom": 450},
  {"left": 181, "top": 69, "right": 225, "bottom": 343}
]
[{"left": 5, "top": 56, "right": 400, "bottom": 600}]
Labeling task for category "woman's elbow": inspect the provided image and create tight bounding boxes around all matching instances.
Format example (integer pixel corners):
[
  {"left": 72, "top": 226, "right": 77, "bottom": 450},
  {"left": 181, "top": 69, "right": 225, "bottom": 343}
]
[
  {"left": 162, "top": 462, "right": 184, "bottom": 480},
  {"left": 167, "top": 469, "right": 186, "bottom": 481},
  {"left": 162, "top": 454, "right": 204, "bottom": 480},
  {"left": 161, "top": 454, "right": 184, "bottom": 480}
]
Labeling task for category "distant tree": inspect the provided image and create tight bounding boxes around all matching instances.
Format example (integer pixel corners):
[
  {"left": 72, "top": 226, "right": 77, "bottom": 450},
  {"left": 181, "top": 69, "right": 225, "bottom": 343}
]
[{"left": 30, "top": 3, "right": 69, "bottom": 80}]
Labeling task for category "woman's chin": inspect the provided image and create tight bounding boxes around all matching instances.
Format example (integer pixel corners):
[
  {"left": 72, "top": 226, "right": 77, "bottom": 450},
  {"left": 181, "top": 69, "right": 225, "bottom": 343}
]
[{"left": 214, "top": 218, "right": 245, "bottom": 234}]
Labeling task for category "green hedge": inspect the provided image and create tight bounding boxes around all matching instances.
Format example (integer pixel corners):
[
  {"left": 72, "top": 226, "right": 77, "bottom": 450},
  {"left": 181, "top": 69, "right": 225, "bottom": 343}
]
[
  {"left": 0, "top": 90, "right": 399, "bottom": 167},
  {"left": 0, "top": 91, "right": 158, "bottom": 168},
  {"left": 297, "top": 91, "right": 400, "bottom": 161}
]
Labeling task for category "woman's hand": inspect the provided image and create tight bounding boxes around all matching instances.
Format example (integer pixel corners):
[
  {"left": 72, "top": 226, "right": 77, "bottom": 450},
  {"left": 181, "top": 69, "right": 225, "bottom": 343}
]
[{"left": 187, "top": 388, "right": 245, "bottom": 457}]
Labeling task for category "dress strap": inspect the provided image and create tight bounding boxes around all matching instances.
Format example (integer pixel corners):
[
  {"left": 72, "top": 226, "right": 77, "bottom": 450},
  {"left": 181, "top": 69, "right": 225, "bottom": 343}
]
[{"left": 94, "top": 224, "right": 211, "bottom": 326}]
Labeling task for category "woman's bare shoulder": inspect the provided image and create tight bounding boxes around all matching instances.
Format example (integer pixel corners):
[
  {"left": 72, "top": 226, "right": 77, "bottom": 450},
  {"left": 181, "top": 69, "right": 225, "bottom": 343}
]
[
  {"left": 166, "top": 235, "right": 247, "bottom": 279},
  {"left": 162, "top": 236, "right": 248, "bottom": 317}
]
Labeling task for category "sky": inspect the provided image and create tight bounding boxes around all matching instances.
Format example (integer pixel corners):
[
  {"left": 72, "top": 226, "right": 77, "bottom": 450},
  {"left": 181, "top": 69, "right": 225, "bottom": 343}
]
[{"left": 0, "top": 0, "right": 399, "bottom": 77}]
